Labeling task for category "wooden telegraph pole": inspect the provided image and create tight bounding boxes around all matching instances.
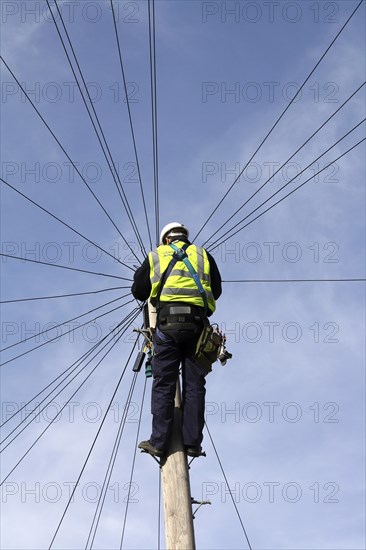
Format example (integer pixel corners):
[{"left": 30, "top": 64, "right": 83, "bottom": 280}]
[{"left": 160, "top": 381, "right": 196, "bottom": 549}]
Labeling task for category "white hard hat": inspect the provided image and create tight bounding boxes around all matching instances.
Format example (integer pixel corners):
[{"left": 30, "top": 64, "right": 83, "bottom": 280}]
[{"left": 159, "top": 222, "right": 189, "bottom": 245}]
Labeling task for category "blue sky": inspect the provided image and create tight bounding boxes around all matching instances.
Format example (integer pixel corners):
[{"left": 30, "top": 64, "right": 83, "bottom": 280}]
[{"left": 0, "top": 1, "right": 365, "bottom": 549}]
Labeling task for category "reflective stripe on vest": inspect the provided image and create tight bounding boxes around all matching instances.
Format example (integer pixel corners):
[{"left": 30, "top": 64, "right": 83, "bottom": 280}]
[{"left": 148, "top": 241, "right": 216, "bottom": 313}]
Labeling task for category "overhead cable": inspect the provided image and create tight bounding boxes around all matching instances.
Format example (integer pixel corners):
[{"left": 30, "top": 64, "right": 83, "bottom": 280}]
[
  {"left": 0, "top": 309, "right": 141, "bottom": 488},
  {"left": 119, "top": 378, "right": 147, "bottom": 549},
  {"left": 148, "top": 0, "right": 160, "bottom": 246},
  {"left": 208, "top": 124, "right": 365, "bottom": 251},
  {"left": 48, "top": 0, "right": 146, "bottom": 258},
  {"left": 110, "top": 0, "right": 153, "bottom": 251},
  {"left": 0, "top": 298, "right": 136, "bottom": 367},
  {"left": 48, "top": 335, "right": 140, "bottom": 549},
  {"left": 222, "top": 279, "right": 366, "bottom": 283},
  {"left": 202, "top": 81, "right": 366, "bottom": 247},
  {"left": 0, "top": 309, "right": 139, "bottom": 452},
  {"left": 205, "top": 421, "right": 252, "bottom": 550},
  {"left": 193, "top": 0, "right": 364, "bottom": 242},
  {"left": 1, "top": 293, "right": 130, "bottom": 353},
  {"left": 0, "top": 286, "right": 130, "bottom": 304},
  {"left": 0, "top": 308, "right": 139, "bottom": 429},
  {"left": 86, "top": 371, "right": 140, "bottom": 549},
  {"left": 0, "top": 56, "right": 139, "bottom": 264},
  {"left": 0, "top": 177, "right": 133, "bottom": 270},
  {"left": 0, "top": 253, "right": 132, "bottom": 281}
]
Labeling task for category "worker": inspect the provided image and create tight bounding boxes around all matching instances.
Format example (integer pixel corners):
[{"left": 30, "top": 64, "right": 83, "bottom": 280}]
[{"left": 131, "top": 222, "right": 222, "bottom": 458}]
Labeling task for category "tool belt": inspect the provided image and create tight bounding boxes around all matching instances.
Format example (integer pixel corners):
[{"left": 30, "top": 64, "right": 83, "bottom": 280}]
[{"left": 157, "top": 303, "right": 204, "bottom": 342}]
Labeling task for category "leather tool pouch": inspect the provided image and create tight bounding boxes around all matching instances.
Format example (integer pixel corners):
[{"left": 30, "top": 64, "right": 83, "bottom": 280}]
[{"left": 195, "top": 321, "right": 222, "bottom": 374}]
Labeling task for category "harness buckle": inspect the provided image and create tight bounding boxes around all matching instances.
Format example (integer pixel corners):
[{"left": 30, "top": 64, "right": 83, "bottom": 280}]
[{"left": 172, "top": 249, "right": 187, "bottom": 261}]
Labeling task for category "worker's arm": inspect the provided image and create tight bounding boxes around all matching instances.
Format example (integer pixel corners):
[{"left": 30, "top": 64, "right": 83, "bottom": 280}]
[
  {"left": 207, "top": 251, "right": 222, "bottom": 300},
  {"left": 131, "top": 257, "right": 151, "bottom": 301}
]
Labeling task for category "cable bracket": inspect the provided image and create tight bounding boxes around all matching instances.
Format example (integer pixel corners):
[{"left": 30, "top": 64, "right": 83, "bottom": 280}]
[{"left": 191, "top": 498, "right": 212, "bottom": 519}]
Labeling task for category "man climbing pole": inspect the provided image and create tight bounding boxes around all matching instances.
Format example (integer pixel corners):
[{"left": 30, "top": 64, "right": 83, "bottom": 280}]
[{"left": 131, "top": 222, "right": 222, "bottom": 458}]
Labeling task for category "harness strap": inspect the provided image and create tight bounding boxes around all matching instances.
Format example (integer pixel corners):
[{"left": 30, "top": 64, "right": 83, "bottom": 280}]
[
  {"left": 169, "top": 243, "right": 208, "bottom": 316},
  {"left": 155, "top": 243, "right": 189, "bottom": 306}
]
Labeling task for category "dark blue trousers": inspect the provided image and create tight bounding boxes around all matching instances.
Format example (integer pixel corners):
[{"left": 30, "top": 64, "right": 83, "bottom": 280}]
[{"left": 150, "top": 328, "right": 206, "bottom": 450}]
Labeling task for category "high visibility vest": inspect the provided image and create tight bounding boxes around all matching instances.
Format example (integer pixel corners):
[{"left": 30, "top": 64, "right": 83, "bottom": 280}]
[{"left": 148, "top": 241, "right": 216, "bottom": 313}]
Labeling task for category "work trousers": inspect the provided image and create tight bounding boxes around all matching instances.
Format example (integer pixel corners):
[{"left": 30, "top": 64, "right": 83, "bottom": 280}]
[{"left": 150, "top": 327, "right": 207, "bottom": 451}]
